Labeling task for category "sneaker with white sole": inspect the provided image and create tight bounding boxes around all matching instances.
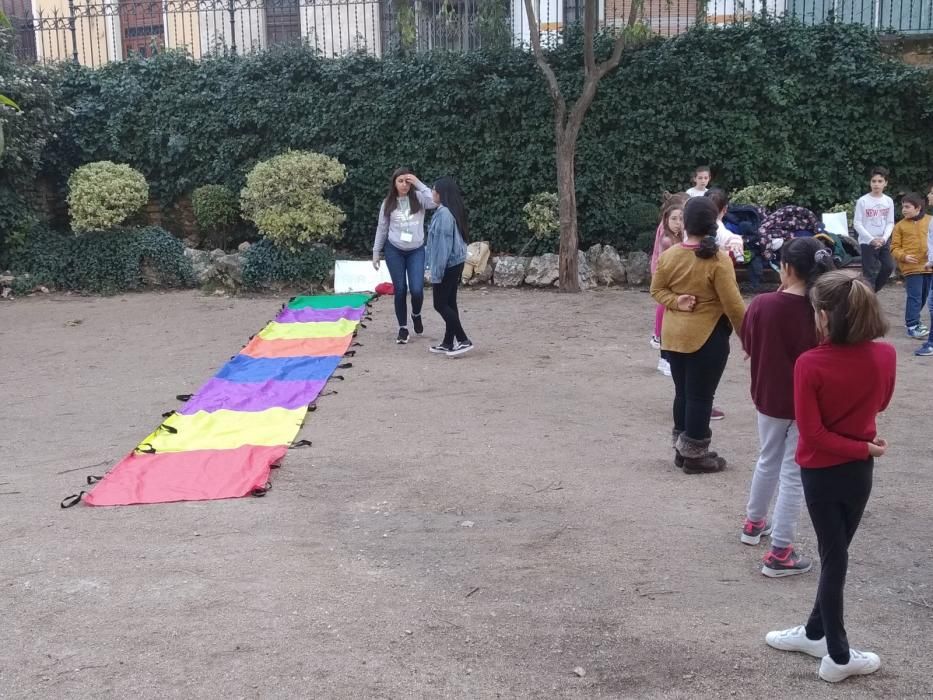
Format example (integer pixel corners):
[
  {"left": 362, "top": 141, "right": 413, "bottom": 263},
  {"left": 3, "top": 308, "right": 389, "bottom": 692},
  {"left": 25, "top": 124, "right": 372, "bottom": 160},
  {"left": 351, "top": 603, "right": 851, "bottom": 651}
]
[
  {"left": 657, "top": 357, "right": 671, "bottom": 376},
  {"left": 447, "top": 340, "right": 474, "bottom": 357},
  {"left": 396, "top": 327, "right": 410, "bottom": 344},
  {"left": 907, "top": 325, "right": 929, "bottom": 339},
  {"left": 429, "top": 343, "right": 453, "bottom": 354},
  {"left": 741, "top": 517, "right": 772, "bottom": 545},
  {"left": 819, "top": 649, "right": 881, "bottom": 683},
  {"left": 765, "top": 626, "right": 828, "bottom": 658},
  {"left": 649, "top": 335, "right": 661, "bottom": 350},
  {"left": 761, "top": 546, "right": 812, "bottom": 577},
  {"left": 916, "top": 342, "right": 933, "bottom": 357}
]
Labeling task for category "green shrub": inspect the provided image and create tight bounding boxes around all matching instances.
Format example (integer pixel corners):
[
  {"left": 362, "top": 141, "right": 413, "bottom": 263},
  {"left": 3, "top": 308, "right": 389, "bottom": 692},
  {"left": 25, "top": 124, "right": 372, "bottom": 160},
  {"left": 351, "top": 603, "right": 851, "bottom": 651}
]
[
  {"left": 191, "top": 184, "right": 239, "bottom": 249},
  {"left": 732, "top": 183, "right": 795, "bottom": 209},
  {"left": 825, "top": 202, "right": 856, "bottom": 222},
  {"left": 67, "top": 161, "right": 149, "bottom": 232},
  {"left": 522, "top": 192, "right": 560, "bottom": 240},
  {"left": 592, "top": 195, "right": 660, "bottom": 252},
  {"left": 0, "top": 21, "right": 70, "bottom": 257},
  {"left": 242, "top": 238, "right": 335, "bottom": 289},
  {"left": 7, "top": 225, "right": 194, "bottom": 293},
  {"left": 240, "top": 151, "right": 346, "bottom": 249}
]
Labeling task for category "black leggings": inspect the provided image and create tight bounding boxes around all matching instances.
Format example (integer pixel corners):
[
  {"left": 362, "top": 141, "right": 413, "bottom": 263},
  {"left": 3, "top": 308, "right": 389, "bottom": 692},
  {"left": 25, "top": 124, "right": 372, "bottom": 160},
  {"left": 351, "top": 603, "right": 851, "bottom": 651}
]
[
  {"left": 433, "top": 263, "right": 468, "bottom": 347},
  {"left": 666, "top": 317, "right": 731, "bottom": 440},
  {"left": 802, "top": 459, "right": 874, "bottom": 665}
]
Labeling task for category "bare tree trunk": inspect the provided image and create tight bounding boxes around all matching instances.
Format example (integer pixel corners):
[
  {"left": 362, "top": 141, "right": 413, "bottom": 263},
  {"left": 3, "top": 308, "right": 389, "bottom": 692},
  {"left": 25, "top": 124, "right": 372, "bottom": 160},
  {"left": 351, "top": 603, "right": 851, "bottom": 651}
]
[
  {"left": 556, "top": 133, "right": 579, "bottom": 292},
  {"left": 522, "top": 0, "right": 642, "bottom": 291}
]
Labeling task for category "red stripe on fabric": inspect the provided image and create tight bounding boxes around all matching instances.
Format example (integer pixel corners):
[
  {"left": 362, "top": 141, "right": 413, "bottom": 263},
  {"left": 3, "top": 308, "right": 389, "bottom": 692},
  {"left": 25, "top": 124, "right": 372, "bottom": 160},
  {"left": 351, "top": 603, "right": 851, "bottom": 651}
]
[{"left": 84, "top": 445, "right": 287, "bottom": 506}]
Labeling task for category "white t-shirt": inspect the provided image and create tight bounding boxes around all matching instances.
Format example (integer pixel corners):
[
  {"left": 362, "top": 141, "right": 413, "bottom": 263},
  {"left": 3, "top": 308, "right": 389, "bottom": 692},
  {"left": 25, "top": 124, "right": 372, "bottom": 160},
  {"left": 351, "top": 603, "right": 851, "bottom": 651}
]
[
  {"left": 686, "top": 187, "right": 708, "bottom": 198},
  {"left": 717, "top": 221, "right": 744, "bottom": 261},
  {"left": 853, "top": 193, "right": 895, "bottom": 245}
]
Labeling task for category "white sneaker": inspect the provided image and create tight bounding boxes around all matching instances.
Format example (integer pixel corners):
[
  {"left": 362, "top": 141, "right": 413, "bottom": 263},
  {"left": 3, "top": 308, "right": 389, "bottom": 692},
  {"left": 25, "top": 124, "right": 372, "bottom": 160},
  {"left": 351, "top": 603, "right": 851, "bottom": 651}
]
[
  {"left": 765, "top": 626, "right": 828, "bottom": 658},
  {"left": 657, "top": 358, "right": 671, "bottom": 377},
  {"left": 819, "top": 650, "right": 881, "bottom": 683},
  {"left": 649, "top": 335, "right": 661, "bottom": 350}
]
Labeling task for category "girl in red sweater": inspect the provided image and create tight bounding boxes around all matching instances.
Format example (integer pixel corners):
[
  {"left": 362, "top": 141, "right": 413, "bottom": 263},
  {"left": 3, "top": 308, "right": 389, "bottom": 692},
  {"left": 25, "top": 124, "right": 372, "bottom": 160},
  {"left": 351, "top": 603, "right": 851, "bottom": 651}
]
[{"left": 766, "top": 272, "right": 896, "bottom": 683}]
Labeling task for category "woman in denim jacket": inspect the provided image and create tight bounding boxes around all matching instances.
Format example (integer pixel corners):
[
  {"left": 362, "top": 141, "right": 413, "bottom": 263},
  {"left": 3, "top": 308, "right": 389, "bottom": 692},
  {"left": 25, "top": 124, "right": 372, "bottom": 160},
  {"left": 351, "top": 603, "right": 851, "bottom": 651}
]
[{"left": 426, "top": 176, "right": 472, "bottom": 357}]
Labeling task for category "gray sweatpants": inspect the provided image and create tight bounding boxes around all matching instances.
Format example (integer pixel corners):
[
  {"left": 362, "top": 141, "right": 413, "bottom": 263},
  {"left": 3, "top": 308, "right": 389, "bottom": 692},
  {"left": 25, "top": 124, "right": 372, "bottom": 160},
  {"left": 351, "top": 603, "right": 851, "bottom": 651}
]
[{"left": 745, "top": 412, "right": 804, "bottom": 549}]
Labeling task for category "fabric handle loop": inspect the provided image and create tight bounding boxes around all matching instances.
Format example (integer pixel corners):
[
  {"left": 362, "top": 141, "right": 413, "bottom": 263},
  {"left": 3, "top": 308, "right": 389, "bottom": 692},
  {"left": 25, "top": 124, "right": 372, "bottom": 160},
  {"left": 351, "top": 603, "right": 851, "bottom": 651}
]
[{"left": 60, "top": 492, "right": 85, "bottom": 508}]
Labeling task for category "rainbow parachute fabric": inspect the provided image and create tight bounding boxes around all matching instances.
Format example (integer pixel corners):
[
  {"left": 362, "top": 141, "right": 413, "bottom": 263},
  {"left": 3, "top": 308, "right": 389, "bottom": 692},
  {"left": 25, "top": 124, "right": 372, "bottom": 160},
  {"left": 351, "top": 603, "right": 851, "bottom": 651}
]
[{"left": 76, "top": 293, "right": 371, "bottom": 507}]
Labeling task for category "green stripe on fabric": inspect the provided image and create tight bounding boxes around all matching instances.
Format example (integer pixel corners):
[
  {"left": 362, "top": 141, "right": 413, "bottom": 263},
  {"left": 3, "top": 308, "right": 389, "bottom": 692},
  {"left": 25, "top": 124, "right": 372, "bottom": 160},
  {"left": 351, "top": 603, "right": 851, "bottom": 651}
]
[{"left": 287, "top": 293, "right": 371, "bottom": 310}]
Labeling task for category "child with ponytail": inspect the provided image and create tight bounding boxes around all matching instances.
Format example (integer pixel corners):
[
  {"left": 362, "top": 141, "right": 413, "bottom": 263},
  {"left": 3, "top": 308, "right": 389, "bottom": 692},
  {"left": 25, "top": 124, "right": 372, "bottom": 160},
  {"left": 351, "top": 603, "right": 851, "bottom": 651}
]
[
  {"left": 765, "top": 272, "right": 895, "bottom": 684},
  {"left": 650, "top": 197, "right": 745, "bottom": 474},
  {"left": 740, "top": 238, "right": 836, "bottom": 577}
]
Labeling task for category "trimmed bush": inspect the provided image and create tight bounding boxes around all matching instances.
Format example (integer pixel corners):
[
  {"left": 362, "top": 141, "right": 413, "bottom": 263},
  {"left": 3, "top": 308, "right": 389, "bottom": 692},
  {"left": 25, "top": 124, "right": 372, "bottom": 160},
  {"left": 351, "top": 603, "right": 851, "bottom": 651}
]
[
  {"left": 732, "top": 183, "right": 796, "bottom": 209},
  {"left": 240, "top": 151, "right": 346, "bottom": 249},
  {"left": 241, "top": 238, "right": 335, "bottom": 289},
  {"left": 67, "top": 161, "right": 149, "bottom": 232},
  {"left": 522, "top": 192, "right": 560, "bottom": 240},
  {"left": 192, "top": 184, "right": 239, "bottom": 249},
  {"left": 7, "top": 225, "right": 194, "bottom": 292}
]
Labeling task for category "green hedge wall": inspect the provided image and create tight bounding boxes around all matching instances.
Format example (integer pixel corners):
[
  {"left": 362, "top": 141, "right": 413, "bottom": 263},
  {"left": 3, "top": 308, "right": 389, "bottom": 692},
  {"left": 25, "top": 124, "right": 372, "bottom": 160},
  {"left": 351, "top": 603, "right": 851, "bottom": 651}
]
[
  {"left": 242, "top": 239, "right": 335, "bottom": 289},
  {"left": 11, "top": 20, "right": 933, "bottom": 256},
  {"left": 6, "top": 226, "right": 195, "bottom": 293}
]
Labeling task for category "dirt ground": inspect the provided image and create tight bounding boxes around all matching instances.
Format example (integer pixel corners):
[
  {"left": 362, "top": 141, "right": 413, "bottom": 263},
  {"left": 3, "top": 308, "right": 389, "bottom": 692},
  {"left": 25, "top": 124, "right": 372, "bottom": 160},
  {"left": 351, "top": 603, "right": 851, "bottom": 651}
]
[{"left": 1, "top": 286, "right": 931, "bottom": 699}]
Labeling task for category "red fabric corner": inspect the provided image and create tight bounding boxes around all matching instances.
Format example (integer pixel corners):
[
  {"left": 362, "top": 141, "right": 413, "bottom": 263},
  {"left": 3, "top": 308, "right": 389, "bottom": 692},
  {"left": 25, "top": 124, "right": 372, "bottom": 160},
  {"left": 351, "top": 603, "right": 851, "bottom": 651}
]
[{"left": 84, "top": 445, "right": 288, "bottom": 506}]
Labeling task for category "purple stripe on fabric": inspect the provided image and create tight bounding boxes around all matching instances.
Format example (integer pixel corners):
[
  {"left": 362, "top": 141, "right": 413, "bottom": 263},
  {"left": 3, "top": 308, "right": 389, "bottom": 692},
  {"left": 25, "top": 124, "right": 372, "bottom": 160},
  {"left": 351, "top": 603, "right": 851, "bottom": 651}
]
[
  {"left": 276, "top": 307, "right": 365, "bottom": 324},
  {"left": 178, "top": 378, "right": 327, "bottom": 414}
]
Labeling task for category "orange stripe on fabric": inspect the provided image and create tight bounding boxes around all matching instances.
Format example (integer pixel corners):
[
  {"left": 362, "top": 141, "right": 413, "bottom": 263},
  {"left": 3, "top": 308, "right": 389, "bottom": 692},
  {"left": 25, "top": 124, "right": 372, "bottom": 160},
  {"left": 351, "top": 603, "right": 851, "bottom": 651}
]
[{"left": 241, "top": 335, "right": 354, "bottom": 359}]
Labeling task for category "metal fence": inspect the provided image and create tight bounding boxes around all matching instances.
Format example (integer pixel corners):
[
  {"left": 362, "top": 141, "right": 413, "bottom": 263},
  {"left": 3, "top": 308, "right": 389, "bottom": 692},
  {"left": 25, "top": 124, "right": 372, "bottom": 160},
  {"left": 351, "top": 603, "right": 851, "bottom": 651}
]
[{"left": 5, "top": 0, "right": 933, "bottom": 66}]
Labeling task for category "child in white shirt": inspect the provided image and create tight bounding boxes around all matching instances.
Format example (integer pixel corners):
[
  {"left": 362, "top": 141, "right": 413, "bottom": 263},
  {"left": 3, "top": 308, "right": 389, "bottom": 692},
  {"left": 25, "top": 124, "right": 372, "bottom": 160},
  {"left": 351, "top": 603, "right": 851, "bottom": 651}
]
[
  {"left": 686, "top": 166, "right": 711, "bottom": 198},
  {"left": 853, "top": 166, "right": 895, "bottom": 292},
  {"left": 705, "top": 188, "right": 745, "bottom": 261}
]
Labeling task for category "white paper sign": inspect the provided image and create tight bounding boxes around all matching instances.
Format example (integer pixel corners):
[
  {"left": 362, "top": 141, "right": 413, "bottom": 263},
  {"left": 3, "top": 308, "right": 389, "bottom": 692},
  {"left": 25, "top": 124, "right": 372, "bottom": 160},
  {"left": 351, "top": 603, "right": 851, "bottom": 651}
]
[
  {"left": 334, "top": 260, "right": 392, "bottom": 294},
  {"left": 822, "top": 212, "right": 849, "bottom": 238}
]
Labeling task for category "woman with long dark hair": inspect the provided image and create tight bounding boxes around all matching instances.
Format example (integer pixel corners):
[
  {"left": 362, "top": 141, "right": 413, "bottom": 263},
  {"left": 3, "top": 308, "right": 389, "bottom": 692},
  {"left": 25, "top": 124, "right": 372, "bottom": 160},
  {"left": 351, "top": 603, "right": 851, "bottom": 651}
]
[
  {"left": 650, "top": 197, "right": 745, "bottom": 473},
  {"left": 426, "top": 176, "right": 472, "bottom": 357},
  {"left": 372, "top": 168, "right": 437, "bottom": 344}
]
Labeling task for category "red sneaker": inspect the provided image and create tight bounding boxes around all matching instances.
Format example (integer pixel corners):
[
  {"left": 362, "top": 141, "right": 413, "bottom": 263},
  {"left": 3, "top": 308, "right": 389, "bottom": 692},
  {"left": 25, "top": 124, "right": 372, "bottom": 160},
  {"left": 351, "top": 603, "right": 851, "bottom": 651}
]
[
  {"left": 741, "top": 517, "right": 772, "bottom": 545},
  {"left": 762, "top": 546, "right": 812, "bottom": 578},
  {"left": 711, "top": 407, "right": 725, "bottom": 420}
]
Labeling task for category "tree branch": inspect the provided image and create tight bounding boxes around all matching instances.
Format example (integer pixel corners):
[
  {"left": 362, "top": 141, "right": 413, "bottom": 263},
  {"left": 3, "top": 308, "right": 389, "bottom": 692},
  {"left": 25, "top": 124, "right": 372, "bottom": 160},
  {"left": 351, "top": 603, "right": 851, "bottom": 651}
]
[
  {"left": 595, "top": 0, "right": 644, "bottom": 79},
  {"left": 523, "top": 0, "right": 567, "bottom": 122}
]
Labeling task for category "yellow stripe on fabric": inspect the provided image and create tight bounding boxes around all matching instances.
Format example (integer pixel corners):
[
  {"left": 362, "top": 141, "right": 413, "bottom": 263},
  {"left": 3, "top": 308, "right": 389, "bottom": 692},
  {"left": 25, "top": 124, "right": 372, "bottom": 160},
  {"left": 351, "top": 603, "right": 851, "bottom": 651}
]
[
  {"left": 138, "top": 407, "right": 307, "bottom": 453},
  {"left": 258, "top": 318, "right": 359, "bottom": 341}
]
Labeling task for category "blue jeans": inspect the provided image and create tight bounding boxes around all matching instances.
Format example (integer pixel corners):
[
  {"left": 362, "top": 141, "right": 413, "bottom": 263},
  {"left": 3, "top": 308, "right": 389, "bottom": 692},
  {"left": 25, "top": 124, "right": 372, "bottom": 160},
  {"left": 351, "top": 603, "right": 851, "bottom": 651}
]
[
  {"left": 384, "top": 243, "right": 425, "bottom": 328},
  {"left": 904, "top": 273, "right": 932, "bottom": 329}
]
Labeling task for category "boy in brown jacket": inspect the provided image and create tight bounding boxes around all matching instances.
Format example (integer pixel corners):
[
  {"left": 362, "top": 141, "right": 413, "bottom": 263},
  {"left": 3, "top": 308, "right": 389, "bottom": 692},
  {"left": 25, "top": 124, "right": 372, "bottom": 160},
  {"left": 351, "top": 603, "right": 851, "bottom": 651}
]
[{"left": 890, "top": 192, "right": 932, "bottom": 339}]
